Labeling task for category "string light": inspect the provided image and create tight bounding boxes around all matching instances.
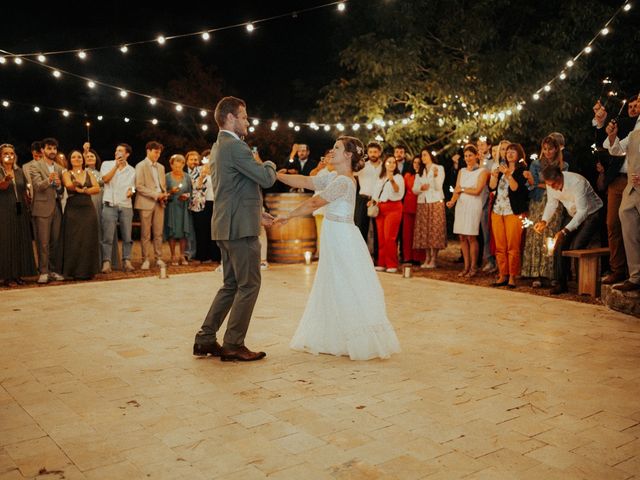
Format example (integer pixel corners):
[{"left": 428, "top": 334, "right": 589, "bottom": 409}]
[
  {"left": 77, "top": 50, "right": 87, "bottom": 59},
  {"left": 87, "top": 80, "right": 96, "bottom": 89},
  {"left": 52, "top": 70, "right": 61, "bottom": 78},
  {"left": 37, "top": 54, "right": 46, "bottom": 63},
  {"left": 119, "top": 89, "right": 128, "bottom": 98},
  {"left": 200, "top": 110, "right": 207, "bottom": 117},
  {"left": 0, "top": 57, "right": 5, "bottom": 64},
  {"left": 149, "top": 97, "right": 157, "bottom": 105},
  {"left": 14, "top": 57, "right": 22, "bottom": 65},
  {"left": 201, "top": 124, "right": 208, "bottom": 131},
  {"left": 62, "top": 110, "right": 70, "bottom": 117},
  {"left": 246, "top": 23, "right": 255, "bottom": 33},
  {"left": 1, "top": 1, "right": 348, "bottom": 61},
  {"left": 33, "top": 106, "right": 40, "bottom": 112},
  {"left": 124, "top": 117, "right": 130, "bottom": 123},
  {"left": 2, "top": 101, "right": 9, "bottom": 107},
  {"left": 175, "top": 104, "right": 183, "bottom": 112},
  {"left": 151, "top": 118, "right": 158, "bottom": 125},
  {"left": 97, "top": 115, "right": 103, "bottom": 121}
]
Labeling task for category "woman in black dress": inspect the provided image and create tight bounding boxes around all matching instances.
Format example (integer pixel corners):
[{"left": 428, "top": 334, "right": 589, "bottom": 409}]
[
  {"left": 61, "top": 150, "right": 100, "bottom": 279},
  {"left": 0, "top": 144, "right": 36, "bottom": 285}
]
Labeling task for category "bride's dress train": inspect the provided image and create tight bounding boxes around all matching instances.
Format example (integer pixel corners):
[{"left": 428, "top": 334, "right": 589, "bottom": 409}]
[{"left": 290, "top": 172, "right": 400, "bottom": 360}]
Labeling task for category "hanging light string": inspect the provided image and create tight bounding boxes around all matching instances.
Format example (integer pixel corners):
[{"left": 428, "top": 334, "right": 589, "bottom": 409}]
[
  {"left": 530, "top": 0, "right": 632, "bottom": 101},
  {"left": 0, "top": 0, "right": 631, "bottom": 141},
  {"left": 0, "top": 1, "right": 347, "bottom": 59}
]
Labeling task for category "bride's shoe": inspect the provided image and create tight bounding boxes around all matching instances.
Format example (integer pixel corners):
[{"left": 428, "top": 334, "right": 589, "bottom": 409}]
[{"left": 457, "top": 269, "right": 469, "bottom": 277}]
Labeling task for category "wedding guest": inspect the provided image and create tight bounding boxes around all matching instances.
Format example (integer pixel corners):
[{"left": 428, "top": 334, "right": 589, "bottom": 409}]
[
  {"left": 191, "top": 157, "right": 220, "bottom": 263},
  {"left": 413, "top": 148, "right": 447, "bottom": 268},
  {"left": 394, "top": 144, "right": 411, "bottom": 175},
  {"left": 488, "top": 143, "right": 529, "bottom": 288},
  {"left": 100, "top": 143, "right": 136, "bottom": 273},
  {"left": 29, "top": 137, "right": 64, "bottom": 284},
  {"left": 22, "top": 140, "right": 43, "bottom": 203},
  {"left": 164, "top": 154, "right": 192, "bottom": 265},
  {"left": 521, "top": 136, "right": 568, "bottom": 287},
  {"left": 534, "top": 165, "right": 603, "bottom": 294},
  {"left": 0, "top": 144, "right": 36, "bottom": 285},
  {"left": 61, "top": 150, "right": 100, "bottom": 280},
  {"left": 135, "top": 141, "right": 169, "bottom": 270},
  {"left": 185, "top": 150, "right": 201, "bottom": 261},
  {"left": 476, "top": 136, "right": 496, "bottom": 272},
  {"left": 82, "top": 143, "right": 108, "bottom": 265},
  {"left": 402, "top": 155, "right": 425, "bottom": 265},
  {"left": 446, "top": 145, "right": 490, "bottom": 278},
  {"left": 370, "top": 155, "right": 404, "bottom": 273},
  {"left": 354, "top": 141, "right": 382, "bottom": 260}
]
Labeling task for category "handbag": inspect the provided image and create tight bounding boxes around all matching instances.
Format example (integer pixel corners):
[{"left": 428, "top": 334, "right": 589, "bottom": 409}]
[{"left": 367, "top": 179, "right": 389, "bottom": 217}]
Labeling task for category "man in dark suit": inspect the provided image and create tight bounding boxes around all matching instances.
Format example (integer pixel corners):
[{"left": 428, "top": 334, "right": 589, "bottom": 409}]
[
  {"left": 193, "top": 96, "right": 277, "bottom": 362},
  {"left": 593, "top": 95, "right": 639, "bottom": 284},
  {"left": 282, "top": 143, "right": 318, "bottom": 192}
]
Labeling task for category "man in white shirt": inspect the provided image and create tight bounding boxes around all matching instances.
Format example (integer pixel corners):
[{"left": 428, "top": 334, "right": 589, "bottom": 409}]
[
  {"left": 354, "top": 142, "right": 383, "bottom": 259},
  {"left": 100, "top": 143, "right": 136, "bottom": 273},
  {"left": 534, "top": 165, "right": 603, "bottom": 294}
]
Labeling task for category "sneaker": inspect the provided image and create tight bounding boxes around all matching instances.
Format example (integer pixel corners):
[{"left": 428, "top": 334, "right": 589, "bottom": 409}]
[
  {"left": 156, "top": 259, "right": 166, "bottom": 268},
  {"left": 375, "top": 266, "right": 385, "bottom": 272},
  {"left": 37, "top": 274, "right": 49, "bottom": 284},
  {"left": 140, "top": 260, "right": 150, "bottom": 270},
  {"left": 260, "top": 261, "right": 269, "bottom": 271},
  {"left": 123, "top": 259, "right": 135, "bottom": 272},
  {"left": 49, "top": 272, "right": 64, "bottom": 281},
  {"left": 386, "top": 268, "right": 398, "bottom": 273},
  {"left": 101, "top": 261, "right": 112, "bottom": 274}
]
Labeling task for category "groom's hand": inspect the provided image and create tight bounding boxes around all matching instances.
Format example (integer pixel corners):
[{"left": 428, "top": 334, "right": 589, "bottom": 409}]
[{"left": 261, "top": 212, "right": 275, "bottom": 227}]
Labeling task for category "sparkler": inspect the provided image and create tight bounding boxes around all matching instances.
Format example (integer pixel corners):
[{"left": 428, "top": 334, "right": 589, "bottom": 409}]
[{"left": 545, "top": 237, "right": 556, "bottom": 256}]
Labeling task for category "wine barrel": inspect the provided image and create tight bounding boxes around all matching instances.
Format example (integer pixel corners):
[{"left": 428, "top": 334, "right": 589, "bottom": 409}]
[{"left": 265, "top": 192, "right": 317, "bottom": 263}]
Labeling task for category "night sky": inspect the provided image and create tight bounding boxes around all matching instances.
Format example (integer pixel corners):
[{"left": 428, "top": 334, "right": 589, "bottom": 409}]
[{"left": 1, "top": 0, "right": 347, "bottom": 162}]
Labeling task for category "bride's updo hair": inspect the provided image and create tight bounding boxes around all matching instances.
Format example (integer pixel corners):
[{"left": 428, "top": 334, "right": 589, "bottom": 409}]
[{"left": 337, "top": 136, "right": 366, "bottom": 172}]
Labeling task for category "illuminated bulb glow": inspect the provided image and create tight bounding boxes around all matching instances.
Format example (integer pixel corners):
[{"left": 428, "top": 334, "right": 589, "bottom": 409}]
[
  {"left": 624, "top": 3, "right": 631, "bottom": 11},
  {"left": 288, "top": 121, "right": 294, "bottom": 128},
  {"left": 14, "top": 57, "right": 22, "bottom": 65},
  {"left": 323, "top": 125, "right": 331, "bottom": 131},
  {"left": 120, "top": 45, "right": 128, "bottom": 53},
  {"left": 149, "top": 97, "right": 157, "bottom": 105},
  {"left": 352, "top": 123, "right": 360, "bottom": 131},
  {"left": 251, "top": 119, "right": 259, "bottom": 125},
  {"left": 366, "top": 124, "right": 373, "bottom": 130},
  {"left": 62, "top": 110, "right": 69, "bottom": 117},
  {"left": 0, "top": 57, "right": 5, "bottom": 64},
  {"left": 37, "top": 54, "right": 46, "bottom": 62},
  {"left": 52, "top": 70, "right": 61, "bottom": 78},
  {"left": 97, "top": 115, "right": 103, "bottom": 121},
  {"left": 559, "top": 72, "right": 567, "bottom": 80},
  {"left": 584, "top": 45, "right": 592, "bottom": 53},
  {"left": 119, "top": 90, "right": 128, "bottom": 98},
  {"left": 200, "top": 110, "right": 207, "bottom": 117},
  {"left": 337, "top": 2, "right": 346, "bottom": 11},
  {"left": 33, "top": 106, "right": 40, "bottom": 112},
  {"left": 124, "top": 117, "right": 130, "bottom": 123},
  {"left": 202, "top": 32, "right": 210, "bottom": 40},
  {"left": 87, "top": 81, "right": 96, "bottom": 88},
  {"left": 201, "top": 124, "right": 208, "bottom": 131},
  {"left": 1, "top": 101, "right": 9, "bottom": 107},
  {"left": 78, "top": 50, "right": 87, "bottom": 59},
  {"left": 601, "top": 27, "right": 609, "bottom": 35},
  {"left": 175, "top": 104, "right": 183, "bottom": 112},
  {"left": 533, "top": 93, "right": 540, "bottom": 100},
  {"left": 248, "top": 126, "right": 255, "bottom": 132},
  {"left": 246, "top": 23, "right": 254, "bottom": 32},
  {"left": 544, "top": 85, "right": 551, "bottom": 92},
  {"left": 336, "top": 123, "right": 345, "bottom": 131},
  {"left": 294, "top": 125, "right": 300, "bottom": 131},
  {"left": 151, "top": 119, "right": 158, "bottom": 125},
  {"left": 566, "top": 59, "right": 574, "bottom": 67},
  {"left": 157, "top": 36, "right": 166, "bottom": 44}
]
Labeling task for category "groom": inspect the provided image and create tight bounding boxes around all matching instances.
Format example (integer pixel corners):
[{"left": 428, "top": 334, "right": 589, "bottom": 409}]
[{"left": 193, "top": 96, "right": 277, "bottom": 361}]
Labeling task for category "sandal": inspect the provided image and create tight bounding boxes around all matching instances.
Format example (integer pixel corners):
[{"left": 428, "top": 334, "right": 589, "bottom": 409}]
[
  {"left": 457, "top": 269, "right": 469, "bottom": 277},
  {"left": 465, "top": 269, "right": 478, "bottom": 278}
]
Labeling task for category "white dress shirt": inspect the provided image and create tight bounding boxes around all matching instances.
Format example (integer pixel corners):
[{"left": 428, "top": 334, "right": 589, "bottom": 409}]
[
  {"left": 604, "top": 116, "right": 640, "bottom": 173},
  {"left": 372, "top": 174, "right": 405, "bottom": 202},
  {"left": 355, "top": 161, "right": 382, "bottom": 197},
  {"left": 412, "top": 164, "right": 445, "bottom": 203},
  {"left": 542, "top": 172, "right": 603, "bottom": 232},
  {"left": 100, "top": 160, "right": 136, "bottom": 208}
]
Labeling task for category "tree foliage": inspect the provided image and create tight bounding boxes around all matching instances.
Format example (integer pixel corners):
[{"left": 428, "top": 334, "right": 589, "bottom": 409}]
[{"left": 317, "top": 0, "right": 639, "bottom": 158}]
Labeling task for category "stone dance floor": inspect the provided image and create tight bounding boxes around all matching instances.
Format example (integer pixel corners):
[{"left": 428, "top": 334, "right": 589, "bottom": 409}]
[{"left": 1, "top": 265, "right": 639, "bottom": 479}]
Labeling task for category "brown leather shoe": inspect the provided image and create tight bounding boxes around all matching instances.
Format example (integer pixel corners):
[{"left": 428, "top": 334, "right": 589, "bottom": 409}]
[
  {"left": 602, "top": 272, "right": 627, "bottom": 285},
  {"left": 193, "top": 341, "right": 223, "bottom": 357},
  {"left": 613, "top": 280, "right": 640, "bottom": 292},
  {"left": 220, "top": 346, "right": 266, "bottom": 362}
]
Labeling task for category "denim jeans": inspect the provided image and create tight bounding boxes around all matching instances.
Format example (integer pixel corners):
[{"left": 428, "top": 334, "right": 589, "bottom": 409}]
[{"left": 101, "top": 205, "right": 133, "bottom": 262}]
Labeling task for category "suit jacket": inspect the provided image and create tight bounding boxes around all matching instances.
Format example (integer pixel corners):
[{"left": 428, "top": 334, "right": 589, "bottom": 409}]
[
  {"left": 134, "top": 158, "right": 166, "bottom": 210},
  {"left": 210, "top": 131, "right": 277, "bottom": 240},
  {"left": 622, "top": 130, "right": 640, "bottom": 204},
  {"left": 28, "top": 160, "right": 64, "bottom": 217}
]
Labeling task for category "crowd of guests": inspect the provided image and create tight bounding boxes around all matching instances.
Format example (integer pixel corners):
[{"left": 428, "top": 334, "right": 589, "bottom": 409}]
[
  {"left": 0, "top": 138, "right": 222, "bottom": 286},
  {"left": 1, "top": 92, "right": 638, "bottom": 295}
]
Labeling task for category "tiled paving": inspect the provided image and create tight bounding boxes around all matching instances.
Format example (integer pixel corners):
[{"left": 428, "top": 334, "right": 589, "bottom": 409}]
[{"left": 0, "top": 265, "right": 638, "bottom": 479}]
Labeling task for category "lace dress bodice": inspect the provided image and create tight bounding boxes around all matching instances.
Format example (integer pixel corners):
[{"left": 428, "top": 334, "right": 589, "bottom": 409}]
[{"left": 311, "top": 171, "right": 356, "bottom": 223}]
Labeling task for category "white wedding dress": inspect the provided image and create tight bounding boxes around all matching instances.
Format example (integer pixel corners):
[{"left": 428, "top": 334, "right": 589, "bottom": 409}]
[{"left": 290, "top": 172, "right": 401, "bottom": 360}]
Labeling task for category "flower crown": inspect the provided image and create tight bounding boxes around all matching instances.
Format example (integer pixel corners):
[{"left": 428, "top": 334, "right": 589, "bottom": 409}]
[{"left": 356, "top": 145, "right": 363, "bottom": 155}]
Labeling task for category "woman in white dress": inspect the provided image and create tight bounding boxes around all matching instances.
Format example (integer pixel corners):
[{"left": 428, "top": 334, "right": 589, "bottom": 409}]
[
  {"left": 445, "top": 144, "right": 490, "bottom": 278},
  {"left": 274, "top": 136, "right": 400, "bottom": 360}
]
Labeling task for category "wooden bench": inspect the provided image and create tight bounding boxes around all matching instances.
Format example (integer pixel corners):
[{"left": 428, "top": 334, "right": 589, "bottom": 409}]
[{"left": 562, "top": 247, "right": 610, "bottom": 297}]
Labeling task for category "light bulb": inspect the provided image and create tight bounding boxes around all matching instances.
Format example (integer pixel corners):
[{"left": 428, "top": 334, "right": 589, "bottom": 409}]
[
  {"left": 252, "top": 119, "right": 259, "bottom": 126},
  {"left": 34, "top": 106, "right": 40, "bottom": 112},
  {"left": 201, "top": 124, "right": 208, "bottom": 131},
  {"left": 533, "top": 93, "right": 540, "bottom": 100},
  {"left": 202, "top": 32, "right": 210, "bottom": 41},
  {"left": 149, "top": 97, "right": 157, "bottom": 105},
  {"left": 87, "top": 81, "right": 96, "bottom": 88},
  {"left": 175, "top": 104, "right": 183, "bottom": 112},
  {"left": 601, "top": 27, "right": 609, "bottom": 35},
  {"left": 337, "top": 2, "right": 346, "bottom": 11},
  {"left": 584, "top": 45, "right": 592, "bottom": 54},
  {"left": 120, "top": 90, "right": 128, "bottom": 98},
  {"left": 14, "top": 57, "right": 22, "bottom": 65},
  {"left": 124, "top": 117, "right": 130, "bottom": 123},
  {"left": 78, "top": 50, "right": 87, "bottom": 59},
  {"left": 37, "top": 54, "right": 46, "bottom": 62},
  {"left": 566, "top": 59, "right": 574, "bottom": 67},
  {"left": 62, "top": 110, "right": 70, "bottom": 117},
  {"left": 120, "top": 45, "right": 128, "bottom": 53},
  {"left": 200, "top": 110, "right": 207, "bottom": 117},
  {"left": 157, "top": 36, "right": 166, "bottom": 45},
  {"left": 52, "top": 70, "right": 61, "bottom": 78},
  {"left": 151, "top": 118, "right": 158, "bottom": 125},
  {"left": 246, "top": 23, "right": 254, "bottom": 32},
  {"left": 97, "top": 115, "right": 103, "bottom": 121}
]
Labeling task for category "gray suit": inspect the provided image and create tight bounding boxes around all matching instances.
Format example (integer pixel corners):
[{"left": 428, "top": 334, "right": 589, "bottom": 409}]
[
  {"left": 196, "top": 131, "right": 277, "bottom": 349},
  {"left": 619, "top": 130, "right": 640, "bottom": 285},
  {"left": 27, "top": 160, "right": 64, "bottom": 274}
]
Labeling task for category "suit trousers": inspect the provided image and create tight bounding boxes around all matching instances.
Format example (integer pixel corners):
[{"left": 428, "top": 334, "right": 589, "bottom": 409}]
[
  {"left": 33, "top": 203, "right": 62, "bottom": 274},
  {"left": 619, "top": 187, "right": 640, "bottom": 284},
  {"left": 491, "top": 212, "right": 523, "bottom": 278},
  {"left": 196, "top": 237, "right": 262, "bottom": 348},
  {"left": 138, "top": 204, "right": 165, "bottom": 261},
  {"left": 606, "top": 175, "right": 628, "bottom": 276},
  {"left": 553, "top": 211, "right": 601, "bottom": 287}
]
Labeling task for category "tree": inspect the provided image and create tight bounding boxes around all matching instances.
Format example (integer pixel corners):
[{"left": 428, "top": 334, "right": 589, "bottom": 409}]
[{"left": 316, "top": 0, "right": 640, "bottom": 162}]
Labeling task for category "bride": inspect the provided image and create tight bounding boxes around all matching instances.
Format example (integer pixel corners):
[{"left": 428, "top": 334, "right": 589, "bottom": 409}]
[{"left": 274, "top": 136, "right": 400, "bottom": 360}]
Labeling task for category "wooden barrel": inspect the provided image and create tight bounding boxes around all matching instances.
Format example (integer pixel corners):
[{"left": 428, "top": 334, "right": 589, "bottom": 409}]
[{"left": 265, "top": 193, "right": 317, "bottom": 263}]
